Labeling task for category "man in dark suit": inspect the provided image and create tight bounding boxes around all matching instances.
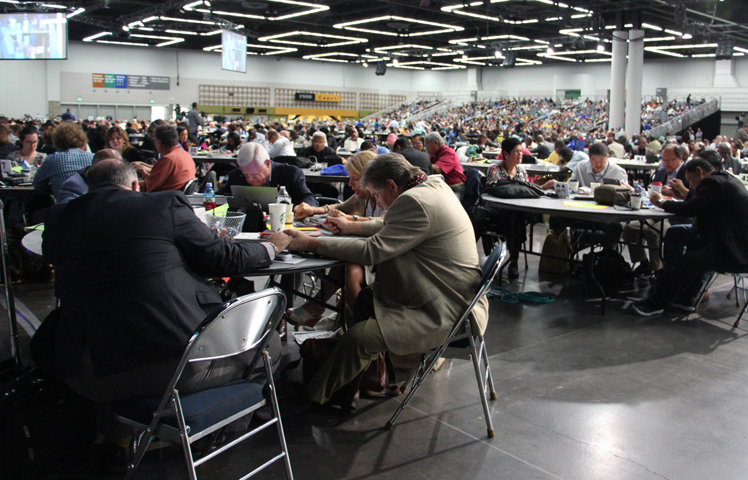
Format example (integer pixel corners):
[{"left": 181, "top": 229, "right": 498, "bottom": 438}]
[
  {"left": 43, "top": 159, "right": 293, "bottom": 401},
  {"left": 622, "top": 144, "right": 690, "bottom": 277},
  {"left": 392, "top": 137, "right": 431, "bottom": 174},
  {"left": 221, "top": 142, "right": 318, "bottom": 206},
  {"left": 633, "top": 157, "right": 748, "bottom": 315}
]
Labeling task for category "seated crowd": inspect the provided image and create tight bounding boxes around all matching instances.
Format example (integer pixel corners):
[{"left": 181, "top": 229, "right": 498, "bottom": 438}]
[{"left": 1, "top": 104, "right": 747, "bottom": 472}]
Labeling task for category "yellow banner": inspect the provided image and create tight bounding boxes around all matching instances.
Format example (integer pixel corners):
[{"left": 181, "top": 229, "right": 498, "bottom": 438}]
[{"left": 315, "top": 93, "right": 341, "bottom": 102}]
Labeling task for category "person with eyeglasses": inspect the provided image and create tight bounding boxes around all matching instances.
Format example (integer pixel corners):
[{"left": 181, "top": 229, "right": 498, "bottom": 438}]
[
  {"left": 298, "top": 131, "right": 342, "bottom": 166},
  {"left": 7, "top": 125, "right": 46, "bottom": 166}
]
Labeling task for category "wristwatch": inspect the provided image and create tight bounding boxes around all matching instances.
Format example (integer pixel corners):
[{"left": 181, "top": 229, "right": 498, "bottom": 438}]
[{"left": 353, "top": 215, "right": 359, "bottom": 221}]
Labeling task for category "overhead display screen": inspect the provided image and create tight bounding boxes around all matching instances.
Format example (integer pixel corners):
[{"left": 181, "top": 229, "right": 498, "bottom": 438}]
[
  {"left": 0, "top": 13, "right": 67, "bottom": 60},
  {"left": 221, "top": 30, "right": 246, "bottom": 73}
]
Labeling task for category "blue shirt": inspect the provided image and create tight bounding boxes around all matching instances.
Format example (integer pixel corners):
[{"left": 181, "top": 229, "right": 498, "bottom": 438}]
[{"left": 33, "top": 148, "right": 94, "bottom": 197}]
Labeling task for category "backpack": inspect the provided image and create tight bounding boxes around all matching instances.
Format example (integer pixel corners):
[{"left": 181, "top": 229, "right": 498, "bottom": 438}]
[{"left": 484, "top": 178, "right": 544, "bottom": 199}]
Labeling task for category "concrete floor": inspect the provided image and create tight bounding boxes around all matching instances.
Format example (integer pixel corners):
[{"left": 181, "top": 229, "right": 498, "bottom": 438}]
[{"left": 3, "top": 235, "right": 748, "bottom": 480}]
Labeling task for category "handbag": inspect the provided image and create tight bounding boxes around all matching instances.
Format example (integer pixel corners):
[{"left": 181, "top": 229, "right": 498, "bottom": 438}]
[
  {"left": 484, "top": 178, "right": 543, "bottom": 199},
  {"left": 594, "top": 185, "right": 631, "bottom": 206}
]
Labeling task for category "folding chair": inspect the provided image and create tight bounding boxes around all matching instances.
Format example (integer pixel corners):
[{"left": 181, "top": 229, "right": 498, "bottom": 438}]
[
  {"left": 385, "top": 243, "right": 508, "bottom": 438},
  {"left": 112, "top": 288, "right": 293, "bottom": 480},
  {"left": 696, "top": 271, "right": 748, "bottom": 328},
  {"left": 182, "top": 177, "right": 199, "bottom": 195}
]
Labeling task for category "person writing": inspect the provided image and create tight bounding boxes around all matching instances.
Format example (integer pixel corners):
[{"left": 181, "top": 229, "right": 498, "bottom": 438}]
[
  {"left": 7, "top": 125, "right": 46, "bottom": 166},
  {"left": 289, "top": 151, "right": 382, "bottom": 326},
  {"left": 284, "top": 154, "right": 487, "bottom": 409}
]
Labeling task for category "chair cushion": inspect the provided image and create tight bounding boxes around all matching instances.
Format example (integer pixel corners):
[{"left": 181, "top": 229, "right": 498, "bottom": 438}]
[{"left": 112, "top": 380, "right": 265, "bottom": 435}]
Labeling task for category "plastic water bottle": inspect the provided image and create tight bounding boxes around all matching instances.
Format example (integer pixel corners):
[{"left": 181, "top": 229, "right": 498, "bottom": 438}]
[
  {"left": 277, "top": 186, "right": 291, "bottom": 206},
  {"left": 203, "top": 183, "right": 216, "bottom": 211},
  {"left": 278, "top": 186, "right": 292, "bottom": 225}
]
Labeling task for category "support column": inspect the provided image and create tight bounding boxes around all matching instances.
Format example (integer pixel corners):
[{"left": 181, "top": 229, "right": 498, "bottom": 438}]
[
  {"left": 609, "top": 30, "right": 627, "bottom": 131},
  {"left": 625, "top": 29, "right": 645, "bottom": 136}
]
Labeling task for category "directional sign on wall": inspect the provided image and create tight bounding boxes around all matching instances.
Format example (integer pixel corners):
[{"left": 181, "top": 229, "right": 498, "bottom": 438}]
[{"left": 93, "top": 73, "right": 170, "bottom": 90}]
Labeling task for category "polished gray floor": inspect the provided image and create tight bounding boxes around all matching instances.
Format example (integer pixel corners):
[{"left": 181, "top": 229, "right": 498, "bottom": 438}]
[{"left": 4, "top": 234, "right": 748, "bottom": 480}]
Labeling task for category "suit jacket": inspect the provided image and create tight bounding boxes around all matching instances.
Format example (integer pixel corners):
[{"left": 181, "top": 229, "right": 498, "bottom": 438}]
[
  {"left": 316, "top": 178, "right": 487, "bottom": 355},
  {"left": 298, "top": 145, "right": 342, "bottom": 166},
  {"left": 222, "top": 161, "right": 318, "bottom": 206},
  {"left": 661, "top": 171, "right": 748, "bottom": 270},
  {"left": 43, "top": 186, "right": 273, "bottom": 379},
  {"left": 396, "top": 147, "right": 432, "bottom": 174},
  {"left": 651, "top": 163, "right": 687, "bottom": 185}
]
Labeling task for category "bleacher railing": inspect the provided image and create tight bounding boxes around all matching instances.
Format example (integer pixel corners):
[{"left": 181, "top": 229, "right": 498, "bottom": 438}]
[
  {"left": 647, "top": 98, "right": 721, "bottom": 138},
  {"left": 410, "top": 99, "right": 455, "bottom": 122},
  {"left": 360, "top": 97, "right": 418, "bottom": 122}
]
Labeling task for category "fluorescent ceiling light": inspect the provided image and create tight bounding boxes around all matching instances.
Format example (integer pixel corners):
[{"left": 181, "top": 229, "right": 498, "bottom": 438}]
[
  {"left": 165, "top": 29, "right": 199, "bottom": 35},
  {"left": 66, "top": 7, "right": 85, "bottom": 18},
  {"left": 648, "top": 43, "right": 718, "bottom": 50},
  {"left": 83, "top": 31, "right": 111, "bottom": 42},
  {"left": 303, "top": 52, "right": 377, "bottom": 63},
  {"left": 247, "top": 44, "right": 297, "bottom": 55},
  {"left": 644, "top": 47, "right": 685, "bottom": 58},
  {"left": 334, "top": 15, "right": 463, "bottom": 37},
  {"left": 131, "top": 34, "right": 182, "bottom": 40},
  {"left": 192, "top": 0, "right": 328, "bottom": 21},
  {"left": 259, "top": 31, "right": 367, "bottom": 47},
  {"left": 142, "top": 16, "right": 158, "bottom": 23},
  {"left": 200, "top": 30, "right": 223, "bottom": 36},
  {"left": 159, "top": 16, "right": 215, "bottom": 25},
  {"left": 735, "top": 46, "right": 748, "bottom": 53},
  {"left": 156, "top": 39, "right": 185, "bottom": 47},
  {"left": 643, "top": 37, "right": 676, "bottom": 42},
  {"left": 183, "top": 0, "right": 203, "bottom": 9},
  {"left": 537, "top": 54, "right": 577, "bottom": 62},
  {"left": 97, "top": 40, "right": 149, "bottom": 47},
  {"left": 194, "top": 8, "right": 263, "bottom": 20},
  {"left": 448, "top": 34, "right": 527, "bottom": 45},
  {"left": 691, "top": 53, "right": 715, "bottom": 58},
  {"left": 641, "top": 23, "right": 662, "bottom": 31},
  {"left": 585, "top": 58, "right": 612, "bottom": 62}
]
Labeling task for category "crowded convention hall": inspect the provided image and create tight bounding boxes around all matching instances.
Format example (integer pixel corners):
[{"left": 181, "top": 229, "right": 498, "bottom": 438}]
[{"left": 1, "top": 1, "right": 748, "bottom": 479}]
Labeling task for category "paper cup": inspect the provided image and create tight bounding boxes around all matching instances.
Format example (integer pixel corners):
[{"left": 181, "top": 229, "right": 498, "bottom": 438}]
[
  {"left": 568, "top": 180, "right": 579, "bottom": 193},
  {"left": 630, "top": 193, "right": 642, "bottom": 210},
  {"left": 590, "top": 182, "right": 601, "bottom": 194},
  {"left": 649, "top": 182, "right": 662, "bottom": 194},
  {"left": 268, "top": 203, "right": 286, "bottom": 232}
]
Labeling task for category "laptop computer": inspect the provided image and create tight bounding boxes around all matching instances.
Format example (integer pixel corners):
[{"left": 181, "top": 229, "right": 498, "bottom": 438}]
[{"left": 229, "top": 185, "right": 278, "bottom": 211}]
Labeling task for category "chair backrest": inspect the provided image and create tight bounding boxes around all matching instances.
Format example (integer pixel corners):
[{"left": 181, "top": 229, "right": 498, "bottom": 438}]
[
  {"left": 183, "top": 177, "right": 198, "bottom": 195},
  {"left": 315, "top": 196, "right": 342, "bottom": 207},
  {"left": 185, "top": 288, "right": 287, "bottom": 364},
  {"left": 479, "top": 243, "right": 508, "bottom": 293}
]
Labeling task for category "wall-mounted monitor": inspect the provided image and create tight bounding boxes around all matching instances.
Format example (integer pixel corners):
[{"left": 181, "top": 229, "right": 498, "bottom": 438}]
[
  {"left": 0, "top": 12, "right": 67, "bottom": 60},
  {"left": 221, "top": 30, "right": 246, "bottom": 73}
]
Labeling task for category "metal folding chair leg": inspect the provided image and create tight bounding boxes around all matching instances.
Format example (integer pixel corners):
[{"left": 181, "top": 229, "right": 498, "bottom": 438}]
[
  {"left": 385, "top": 354, "right": 432, "bottom": 430},
  {"left": 469, "top": 332, "right": 497, "bottom": 438},
  {"left": 695, "top": 272, "right": 717, "bottom": 308},
  {"left": 263, "top": 351, "right": 294, "bottom": 480}
]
